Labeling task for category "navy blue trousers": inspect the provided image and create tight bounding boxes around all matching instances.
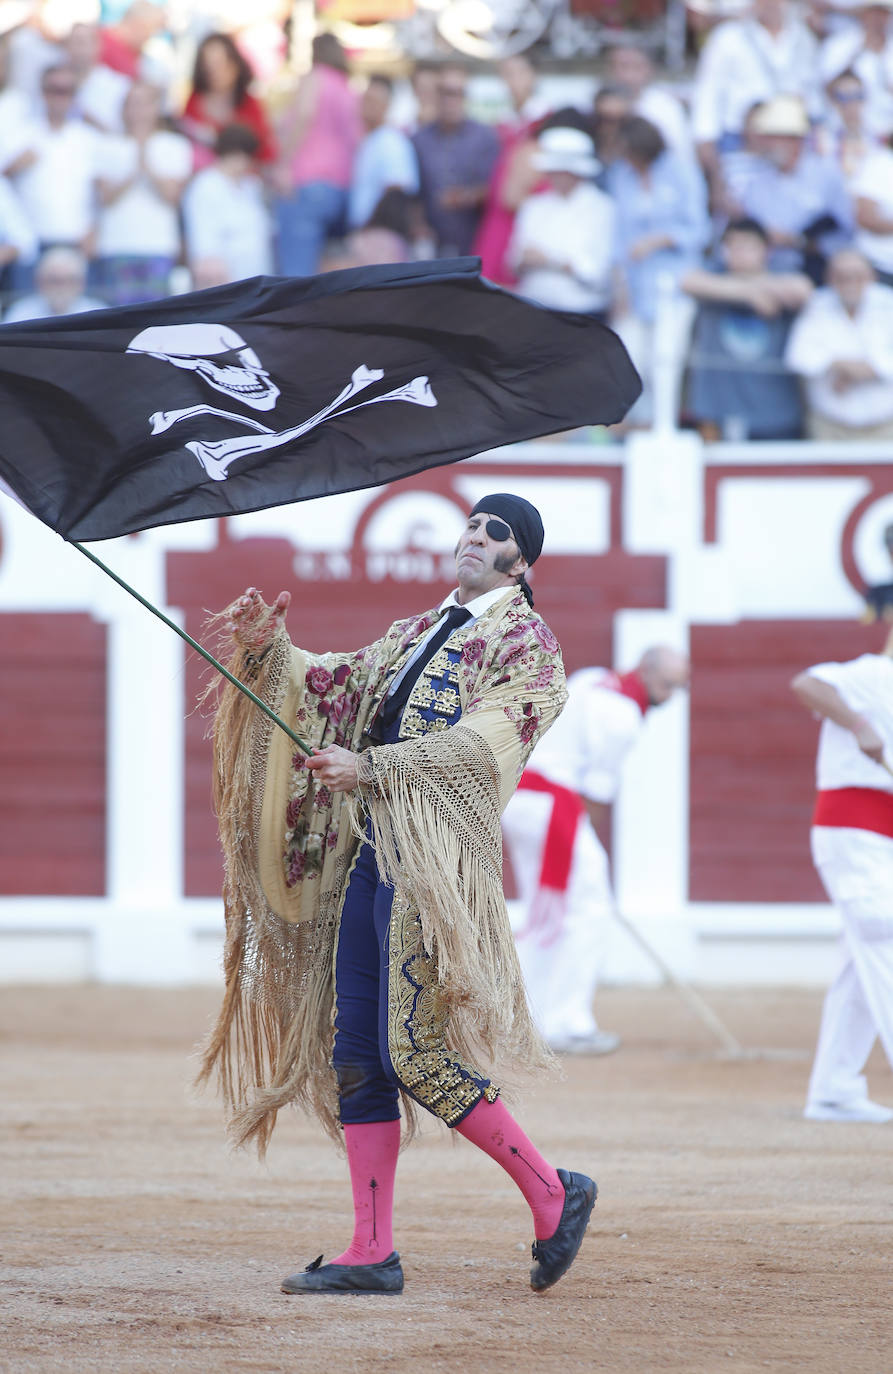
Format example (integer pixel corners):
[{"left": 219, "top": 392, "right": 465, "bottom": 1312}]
[{"left": 332, "top": 833, "right": 402, "bottom": 1124}]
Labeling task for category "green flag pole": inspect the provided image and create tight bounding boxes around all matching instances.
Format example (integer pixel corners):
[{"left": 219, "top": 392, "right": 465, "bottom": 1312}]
[{"left": 71, "top": 540, "right": 312, "bottom": 756}]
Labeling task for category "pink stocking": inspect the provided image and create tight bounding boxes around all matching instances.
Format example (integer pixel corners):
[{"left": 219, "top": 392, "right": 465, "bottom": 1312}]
[
  {"left": 455, "top": 1096, "right": 565, "bottom": 1240},
  {"left": 329, "top": 1119, "right": 400, "bottom": 1265}
]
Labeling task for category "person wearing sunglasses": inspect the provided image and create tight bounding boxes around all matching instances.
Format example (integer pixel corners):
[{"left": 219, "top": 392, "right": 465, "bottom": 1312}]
[
  {"left": 202, "top": 493, "right": 597, "bottom": 1296},
  {"left": 5, "top": 62, "right": 102, "bottom": 269}
]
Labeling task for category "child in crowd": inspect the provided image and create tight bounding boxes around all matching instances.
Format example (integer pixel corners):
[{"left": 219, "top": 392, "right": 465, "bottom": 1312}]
[
  {"left": 683, "top": 217, "right": 813, "bottom": 440},
  {"left": 182, "top": 123, "right": 273, "bottom": 288}
]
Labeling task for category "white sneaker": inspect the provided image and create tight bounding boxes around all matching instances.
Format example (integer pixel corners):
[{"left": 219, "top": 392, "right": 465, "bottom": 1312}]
[
  {"left": 804, "top": 1099, "right": 893, "bottom": 1123},
  {"left": 549, "top": 1030, "right": 622, "bottom": 1057}
]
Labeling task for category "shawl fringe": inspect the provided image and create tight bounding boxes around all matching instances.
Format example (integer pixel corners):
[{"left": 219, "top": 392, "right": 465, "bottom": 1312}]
[
  {"left": 356, "top": 726, "right": 552, "bottom": 1075},
  {"left": 194, "top": 620, "right": 344, "bottom": 1154}
]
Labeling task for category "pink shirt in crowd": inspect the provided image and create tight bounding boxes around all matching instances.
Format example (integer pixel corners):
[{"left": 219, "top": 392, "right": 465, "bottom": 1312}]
[{"left": 290, "top": 64, "right": 361, "bottom": 189}]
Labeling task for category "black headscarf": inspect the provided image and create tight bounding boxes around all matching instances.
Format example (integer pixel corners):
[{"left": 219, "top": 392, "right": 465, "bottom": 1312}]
[
  {"left": 469, "top": 492, "right": 544, "bottom": 607},
  {"left": 469, "top": 493, "right": 544, "bottom": 564}
]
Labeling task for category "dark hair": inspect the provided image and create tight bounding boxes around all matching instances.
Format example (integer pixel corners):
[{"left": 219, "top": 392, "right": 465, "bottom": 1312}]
[
  {"left": 366, "top": 188, "right": 412, "bottom": 239},
  {"left": 312, "top": 32, "right": 349, "bottom": 73},
  {"left": 367, "top": 73, "right": 393, "bottom": 95},
  {"left": 215, "top": 121, "right": 261, "bottom": 159},
  {"left": 618, "top": 114, "right": 665, "bottom": 165},
  {"left": 41, "top": 62, "right": 76, "bottom": 88},
  {"left": 593, "top": 82, "right": 631, "bottom": 111},
  {"left": 537, "top": 105, "right": 595, "bottom": 138},
  {"left": 192, "top": 32, "right": 254, "bottom": 105},
  {"left": 722, "top": 216, "right": 769, "bottom": 243},
  {"left": 827, "top": 66, "right": 864, "bottom": 91}
]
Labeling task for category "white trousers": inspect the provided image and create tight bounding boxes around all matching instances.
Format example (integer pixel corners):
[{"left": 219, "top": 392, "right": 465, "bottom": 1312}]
[
  {"left": 502, "top": 788, "right": 612, "bottom": 1041},
  {"left": 807, "top": 826, "right": 893, "bottom": 1105}
]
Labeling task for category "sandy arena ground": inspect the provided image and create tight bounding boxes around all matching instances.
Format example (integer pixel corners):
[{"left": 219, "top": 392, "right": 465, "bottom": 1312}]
[{"left": 1, "top": 984, "right": 891, "bottom": 1374}]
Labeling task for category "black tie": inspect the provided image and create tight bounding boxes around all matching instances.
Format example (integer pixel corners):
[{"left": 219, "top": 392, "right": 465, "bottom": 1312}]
[{"left": 377, "top": 604, "right": 472, "bottom": 732}]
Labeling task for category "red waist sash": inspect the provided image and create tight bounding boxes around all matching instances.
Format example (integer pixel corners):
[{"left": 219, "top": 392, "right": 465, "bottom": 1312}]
[
  {"left": 518, "top": 769, "right": 585, "bottom": 891},
  {"left": 813, "top": 787, "right": 893, "bottom": 840}
]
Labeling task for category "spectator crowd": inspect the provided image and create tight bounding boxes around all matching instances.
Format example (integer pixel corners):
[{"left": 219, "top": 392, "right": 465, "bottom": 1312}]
[{"left": 3, "top": 0, "right": 893, "bottom": 441}]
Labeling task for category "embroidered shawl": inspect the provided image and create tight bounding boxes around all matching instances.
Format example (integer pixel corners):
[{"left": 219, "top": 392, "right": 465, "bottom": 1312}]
[{"left": 198, "top": 587, "right": 567, "bottom": 1152}]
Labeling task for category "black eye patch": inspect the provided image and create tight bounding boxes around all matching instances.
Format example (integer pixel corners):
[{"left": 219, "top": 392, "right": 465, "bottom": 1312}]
[{"left": 485, "top": 518, "right": 512, "bottom": 542}]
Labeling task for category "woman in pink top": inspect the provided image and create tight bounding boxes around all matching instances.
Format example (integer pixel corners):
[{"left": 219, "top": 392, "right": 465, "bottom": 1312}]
[{"left": 274, "top": 33, "right": 361, "bottom": 277}]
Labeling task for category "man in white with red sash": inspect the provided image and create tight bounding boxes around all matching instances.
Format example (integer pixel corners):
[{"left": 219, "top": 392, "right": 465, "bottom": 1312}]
[
  {"left": 502, "top": 646, "right": 689, "bottom": 1054},
  {"left": 793, "top": 622, "right": 893, "bottom": 1124}
]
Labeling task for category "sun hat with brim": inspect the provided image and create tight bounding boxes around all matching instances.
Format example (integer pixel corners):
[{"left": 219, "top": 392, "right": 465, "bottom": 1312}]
[
  {"left": 533, "top": 127, "right": 601, "bottom": 178},
  {"left": 750, "top": 94, "right": 811, "bottom": 137}
]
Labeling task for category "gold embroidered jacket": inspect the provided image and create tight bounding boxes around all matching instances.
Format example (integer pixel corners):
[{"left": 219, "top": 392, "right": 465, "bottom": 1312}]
[{"left": 200, "top": 586, "right": 568, "bottom": 1152}]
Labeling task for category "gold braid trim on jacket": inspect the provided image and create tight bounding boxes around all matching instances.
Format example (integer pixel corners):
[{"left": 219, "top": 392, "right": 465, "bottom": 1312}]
[{"left": 356, "top": 726, "right": 549, "bottom": 1077}]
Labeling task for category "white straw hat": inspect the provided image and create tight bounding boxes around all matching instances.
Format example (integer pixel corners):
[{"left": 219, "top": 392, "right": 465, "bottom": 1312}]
[
  {"left": 533, "top": 127, "right": 601, "bottom": 179},
  {"left": 750, "top": 94, "right": 810, "bottom": 137}
]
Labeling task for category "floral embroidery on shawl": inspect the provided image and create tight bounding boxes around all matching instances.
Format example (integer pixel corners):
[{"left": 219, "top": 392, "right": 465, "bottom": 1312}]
[{"left": 199, "top": 587, "right": 568, "bottom": 1154}]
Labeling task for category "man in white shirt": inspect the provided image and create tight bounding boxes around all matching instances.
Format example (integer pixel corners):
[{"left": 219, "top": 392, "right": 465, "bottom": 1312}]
[
  {"left": 4, "top": 245, "right": 105, "bottom": 320},
  {"left": 66, "top": 21, "right": 131, "bottom": 134},
  {"left": 508, "top": 126, "right": 615, "bottom": 317},
  {"left": 820, "top": 0, "right": 893, "bottom": 139},
  {"left": 95, "top": 79, "right": 191, "bottom": 302},
  {"left": 692, "top": 0, "right": 820, "bottom": 202},
  {"left": 791, "top": 616, "right": 893, "bottom": 1124},
  {"left": 348, "top": 74, "right": 419, "bottom": 231},
  {"left": 785, "top": 248, "right": 893, "bottom": 437},
  {"left": 502, "top": 646, "right": 690, "bottom": 1054},
  {"left": 4, "top": 62, "right": 101, "bottom": 254}
]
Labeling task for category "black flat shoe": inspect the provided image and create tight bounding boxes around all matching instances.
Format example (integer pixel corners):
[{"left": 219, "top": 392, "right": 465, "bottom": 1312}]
[
  {"left": 530, "top": 1168, "right": 597, "bottom": 1292},
  {"left": 280, "top": 1252, "right": 404, "bottom": 1294}
]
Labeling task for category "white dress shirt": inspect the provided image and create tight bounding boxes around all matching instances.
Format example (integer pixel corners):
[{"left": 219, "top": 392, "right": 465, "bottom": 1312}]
[
  {"left": 385, "top": 584, "right": 514, "bottom": 700},
  {"left": 509, "top": 182, "right": 616, "bottom": 314},
  {"left": 691, "top": 17, "right": 820, "bottom": 144},
  {"left": 785, "top": 281, "right": 893, "bottom": 427},
  {"left": 11, "top": 118, "right": 102, "bottom": 243}
]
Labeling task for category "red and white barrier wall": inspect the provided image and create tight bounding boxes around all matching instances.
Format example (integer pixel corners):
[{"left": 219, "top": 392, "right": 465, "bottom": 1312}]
[{"left": 1, "top": 433, "right": 891, "bottom": 984}]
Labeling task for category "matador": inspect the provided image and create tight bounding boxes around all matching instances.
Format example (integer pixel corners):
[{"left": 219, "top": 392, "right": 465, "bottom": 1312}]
[{"left": 200, "top": 493, "right": 597, "bottom": 1294}]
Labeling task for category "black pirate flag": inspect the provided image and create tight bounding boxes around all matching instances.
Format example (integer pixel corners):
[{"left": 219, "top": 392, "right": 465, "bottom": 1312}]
[{"left": 0, "top": 259, "right": 641, "bottom": 542}]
